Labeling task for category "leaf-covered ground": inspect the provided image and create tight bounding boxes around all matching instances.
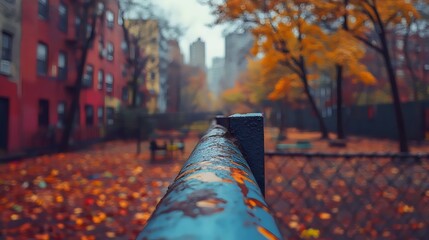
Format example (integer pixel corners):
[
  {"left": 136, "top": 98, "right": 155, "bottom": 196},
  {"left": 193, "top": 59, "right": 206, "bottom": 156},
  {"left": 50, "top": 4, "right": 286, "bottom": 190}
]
[
  {"left": 1, "top": 128, "right": 428, "bottom": 239},
  {"left": 0, "top": 137, "right": 198, "bottom": 240}
]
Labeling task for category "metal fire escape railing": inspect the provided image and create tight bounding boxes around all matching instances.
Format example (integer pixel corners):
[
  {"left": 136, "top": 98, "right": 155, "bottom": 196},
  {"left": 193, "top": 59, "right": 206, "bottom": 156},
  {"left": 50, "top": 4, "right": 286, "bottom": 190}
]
[{"left": 137, "top": 113, "right": 282, "bottom": 240}]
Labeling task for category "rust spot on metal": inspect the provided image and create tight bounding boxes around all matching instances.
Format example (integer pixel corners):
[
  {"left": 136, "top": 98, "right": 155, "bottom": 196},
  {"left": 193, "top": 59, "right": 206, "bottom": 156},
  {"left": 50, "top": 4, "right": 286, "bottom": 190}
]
[
  {"left": 157, "top": 189, "right": 226, "bottom": 218},
  {"left": 257, "top": 226, "right": 280, "bottom": 240},
  {"left": 175, "top": 168, "right": 197, "bottom": 181},
  {"left": 245, "top": 198, "right": 269, "bottom": 212},
  {"left": 229, "top": 159, "right": 251, "bottom": 171}
]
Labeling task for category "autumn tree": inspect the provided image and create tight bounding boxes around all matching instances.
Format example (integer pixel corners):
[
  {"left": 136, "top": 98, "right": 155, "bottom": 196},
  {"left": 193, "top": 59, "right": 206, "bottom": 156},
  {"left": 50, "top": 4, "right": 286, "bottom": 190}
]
[
  {"left": 341, "top": 0, "right": 419, "bottom": 152},
  {"left": 315, "top": 0, "right": 376, "bottom": 140},
  {"left": 206, "top": 0, "right": 331, "bottom": 138},
  {"left": 221, "top": 59, "right": 271, "bottom": 113},
  {"left": 180, "top": 66, "right": 211, "bottom": 113},
  {"left": 60, "top": 0, "right": 105, "bottom": 151},
  {"left": 401, "top": 0, "right": 429, "bottom": 102}
]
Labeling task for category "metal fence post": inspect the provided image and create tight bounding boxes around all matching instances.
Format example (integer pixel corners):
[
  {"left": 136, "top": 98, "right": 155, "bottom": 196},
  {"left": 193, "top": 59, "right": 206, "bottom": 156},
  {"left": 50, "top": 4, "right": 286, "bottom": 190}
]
[{"left": 217, "top": 113, "right": 265, "bottom": 195}]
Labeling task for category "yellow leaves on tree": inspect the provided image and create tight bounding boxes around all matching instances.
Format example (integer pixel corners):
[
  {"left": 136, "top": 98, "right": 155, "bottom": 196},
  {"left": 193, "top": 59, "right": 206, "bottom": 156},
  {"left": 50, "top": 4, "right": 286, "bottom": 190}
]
[
  {"left": 222, "top": 59, "right": 281, "bottom": 112},
  {"left": 268, "top": 74, "right": 301, "bottom": 101}
]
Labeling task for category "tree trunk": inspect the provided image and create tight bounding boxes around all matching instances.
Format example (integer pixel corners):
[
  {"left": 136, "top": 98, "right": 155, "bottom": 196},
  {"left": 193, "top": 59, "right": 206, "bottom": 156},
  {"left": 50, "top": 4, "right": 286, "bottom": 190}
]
[
  {"left": 131, "top": 71, "right": 139, "bottom": 108},
  {"left": 60, "top": 4, "right": 97, "bottom": 151},
  {"left": 336, "top": 65, "right": 345, "bottom": 139},
  {"left": 277, "top": 101, "right": 287, "bottom": 140},
  {"left": 298, "top": 56, "right": 329, "bottom": 139},
  {"left": 381, "top": 42, "right": 409, "bottom": 153}
]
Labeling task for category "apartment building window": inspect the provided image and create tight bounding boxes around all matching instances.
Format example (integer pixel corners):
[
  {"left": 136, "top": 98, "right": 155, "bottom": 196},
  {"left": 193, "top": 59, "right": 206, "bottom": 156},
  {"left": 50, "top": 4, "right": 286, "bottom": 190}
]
[
  {"left": 38, "top": 99, "right": 49, "bottom": 127},
  {"left": 59, "top": 3, "right": 68, "bottom": 32},
  {"left": 83, "top": 65, "right": 93, "bottom": 87},
  {"left": 121, "top": 40, "right": 127, "bottom": 52},
  {"left": 75, "top": 17, "right": 81, "bottom": 37},
  {"left": 106, "top": 10, "right": 114, "bottom": 28},
  {"left": 86, "top": 24, "right": 93, "bottom": 41},
  {"left": 97, "top": 107, "right": 104, "bottom": 125},
  {"left": 38, "top": 0, "right": 49, "bottom": 19},
  {"left": 98, "top": 38, "right": 104, "bottom": 58},
  {"left": 57, "top": 102, "right": 66, "bottom": 128},
  {"left": 58, "top": 51, "right": 67, "bottom": 80},
  {"left": 106, "top": 73, "right": 113, "bottom": 93},
  {"left": 97, "top": 69, "right": 104, "bottom": 90},
  {"left": 1, "top": 32, "right": 12, "bottom": 75},
  {"left": 122, "top": 86, "right": 128, "bottom": 101},
  {"left": 97, "top": 2, "right": 104, "bottom": 15},
  {"left": 85, "top": 105, "right": 94, "bottom": 126},
  {"left": 106, "top": 107, "right": 114, "bottom": 125},
  {"left": 117, "top": 9, "right": 123, "bottom": 25},
  {"left": 107, "top": 42, "right": 114, "bottom": 61},
  {"left": 37, "top": 43, "right": 48, "bottom": 75}
]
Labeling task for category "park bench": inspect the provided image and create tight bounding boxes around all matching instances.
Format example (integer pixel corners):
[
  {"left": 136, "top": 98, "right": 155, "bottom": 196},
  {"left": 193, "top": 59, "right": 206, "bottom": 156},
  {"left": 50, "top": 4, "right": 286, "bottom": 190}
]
[
  {"left": 137, "top": 114, "right": 281, "bottom": 239},
  {"left": 276, "top": 140, "right": 312, "bottom": 151},
  {"left": 149, "top": 138, "right": 184, "bottom": 162}
]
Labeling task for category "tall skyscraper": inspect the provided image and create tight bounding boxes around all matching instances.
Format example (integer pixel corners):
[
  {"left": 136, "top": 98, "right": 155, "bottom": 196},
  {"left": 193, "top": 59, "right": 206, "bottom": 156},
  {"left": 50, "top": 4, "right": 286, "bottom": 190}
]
[
  {"left": 208, "top": 57, "right": 225, "bottom": 97},
  {"left": 223, "top": 32, "right": 253, "bottom": 90},
  {"left": 189, "top": 38, "right": 206, "bottom": 71}
]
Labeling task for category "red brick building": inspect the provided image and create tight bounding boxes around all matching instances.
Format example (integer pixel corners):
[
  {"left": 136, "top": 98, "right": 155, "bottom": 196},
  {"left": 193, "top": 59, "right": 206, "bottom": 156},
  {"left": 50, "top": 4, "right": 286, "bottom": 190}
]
[{"left": 0, "top": 0, "right": 128, "bottom": 154}]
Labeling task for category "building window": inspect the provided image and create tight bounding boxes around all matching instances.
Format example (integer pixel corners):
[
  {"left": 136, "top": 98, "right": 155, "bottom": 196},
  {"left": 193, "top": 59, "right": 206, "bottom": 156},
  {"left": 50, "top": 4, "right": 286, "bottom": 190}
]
[
  {"left": 97, "top": 2, "right": 104, "bottom": 15},
  {"left": 122, "top": 86, "right": 128, "bottom": 101},
  {"left": 37, "top": 43, "right": 48, "bottom": 75},
  {"left": 98, "top": 38, "right": 104, "bottom": 58},
  {"left": 117, "top": 9, "right": 123, "bottom": 25},
  {"left": 59, "top": 3, "right": 68, "bottom": 32},
  {"left": 38, "top": 0, "right": 49, "bottom": 19},
  {"left": 106, "top": 73, "right": 113, "bottom": 93},
  {"left": 38, "top": 99, "right": 49, "bottom": 127},
  {"left": 75, "top": 17, "right": 81, "bottom": 37},
  {"left": 86, "top": 24, "right": 93, "bottom": 40},
  {"left": 97, "top": 107, "right": 104, "bottom": 125},
  {"left": 58, "top": 51, "right": 67, "bottom": 80},
  {"left": 106, "top": 107, "right": 114, "bottom": 125},
  {"left": 83, "top": 64, "right": 93, "bottom": 87},
  {"left": 106, "top": 10, "right": 114, "bottom": 28},
  {"left": 107, "top": 42, "right": 114, "bottom": 61},
  {"left": 0, "top": 32, "right": 12, "bottom": 75},
  {"left": 57, "top": 101, "right": 66, "bottom": 128},
  {"left": 85, "top": 105, "right": 94, "bottom": 126},
  {"left": 121, "top": 40, "right": 127, "bottom": 52},
  {"left": 97, "top": 69, "right": 104, "bottom": 90}
]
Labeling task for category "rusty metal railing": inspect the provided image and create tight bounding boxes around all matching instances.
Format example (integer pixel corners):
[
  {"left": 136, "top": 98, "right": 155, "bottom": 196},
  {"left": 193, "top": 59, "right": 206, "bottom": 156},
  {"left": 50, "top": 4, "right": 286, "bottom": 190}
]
[{"left": 137, "top": 114, "right": 282, "bottom": 239}]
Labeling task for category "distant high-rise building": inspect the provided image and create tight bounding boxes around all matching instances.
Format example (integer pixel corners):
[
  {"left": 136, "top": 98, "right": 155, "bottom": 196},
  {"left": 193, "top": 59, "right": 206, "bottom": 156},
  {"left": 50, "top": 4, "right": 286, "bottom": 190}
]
[
  {"left": 223, "top": 32, "right": 253, "bottom": 90},
  {"left": 208, "top": 57, "right": 224, "bottom": 96},
  {"left": 189, "top": 38, "right": 206, "bottom": 71}
]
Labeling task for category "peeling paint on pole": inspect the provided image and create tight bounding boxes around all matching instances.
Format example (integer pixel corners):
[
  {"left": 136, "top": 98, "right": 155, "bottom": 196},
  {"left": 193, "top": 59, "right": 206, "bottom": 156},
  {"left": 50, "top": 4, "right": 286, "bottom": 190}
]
[{"left": 137, "top": 125, "right": 281, "bottom": 240}]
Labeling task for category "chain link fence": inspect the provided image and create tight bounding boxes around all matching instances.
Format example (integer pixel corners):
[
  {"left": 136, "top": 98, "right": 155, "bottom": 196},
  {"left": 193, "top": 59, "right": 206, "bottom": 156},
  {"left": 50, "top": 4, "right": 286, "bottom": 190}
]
[{"left": 265, "top": 152, "right": 429, "bottom": 239}]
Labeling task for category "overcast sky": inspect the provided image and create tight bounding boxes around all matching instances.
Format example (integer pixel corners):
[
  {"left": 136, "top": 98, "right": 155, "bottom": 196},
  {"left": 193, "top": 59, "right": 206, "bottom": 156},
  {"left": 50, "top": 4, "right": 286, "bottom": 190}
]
[{"left": 154, "top": 0, "right": 225, "bottom": 68}]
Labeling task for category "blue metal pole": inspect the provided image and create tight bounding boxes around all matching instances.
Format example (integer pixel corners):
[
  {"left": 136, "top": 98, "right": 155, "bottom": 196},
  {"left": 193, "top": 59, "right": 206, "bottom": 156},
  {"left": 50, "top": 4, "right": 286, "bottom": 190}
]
[{"left": 137, "top": 124, "right": 280, "bottom": 240}]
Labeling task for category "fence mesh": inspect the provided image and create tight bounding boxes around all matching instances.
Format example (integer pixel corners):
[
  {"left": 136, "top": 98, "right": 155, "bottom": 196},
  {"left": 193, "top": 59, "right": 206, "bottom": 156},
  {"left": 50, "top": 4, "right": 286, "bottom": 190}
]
[{"left": 265, "top": 153, "right": 429, "bottom": 239}]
